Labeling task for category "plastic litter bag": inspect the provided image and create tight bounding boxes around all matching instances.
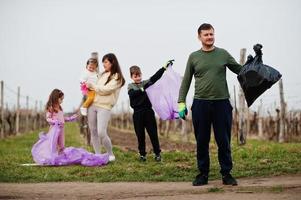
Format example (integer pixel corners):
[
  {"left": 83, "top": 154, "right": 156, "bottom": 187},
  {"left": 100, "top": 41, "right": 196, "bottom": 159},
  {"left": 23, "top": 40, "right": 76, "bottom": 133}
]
[
  {"left": 31, "top": 124, "right": 109, "bottom": 166},
  {"left": 237, "top": 44, "right": 282, "bottom": 107},
  {"left": 146, "top": 66, "right": 182, "bottom": 120}
]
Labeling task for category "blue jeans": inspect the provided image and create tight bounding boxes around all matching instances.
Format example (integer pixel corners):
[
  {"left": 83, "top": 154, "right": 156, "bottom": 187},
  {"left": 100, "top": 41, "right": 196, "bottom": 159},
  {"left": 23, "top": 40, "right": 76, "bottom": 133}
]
[{"left": 191, "top": 99, "right": 233, "bottom": 176}]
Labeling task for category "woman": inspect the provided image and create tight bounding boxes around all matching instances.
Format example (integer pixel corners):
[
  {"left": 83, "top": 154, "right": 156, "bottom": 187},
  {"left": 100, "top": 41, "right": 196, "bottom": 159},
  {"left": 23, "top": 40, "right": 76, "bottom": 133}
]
[{"left": 87, "top": 53, "right": 125, "bottom": 161}]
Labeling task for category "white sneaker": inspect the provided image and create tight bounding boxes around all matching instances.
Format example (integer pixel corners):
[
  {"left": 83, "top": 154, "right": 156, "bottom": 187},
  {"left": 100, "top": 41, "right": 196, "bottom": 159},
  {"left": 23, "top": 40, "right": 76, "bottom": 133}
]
[
  {"left": 108, "top": 155, "right": 116, "bottom": 162},
  {"left": 80, "top": 107, "right": 87, "bottom": 116}
]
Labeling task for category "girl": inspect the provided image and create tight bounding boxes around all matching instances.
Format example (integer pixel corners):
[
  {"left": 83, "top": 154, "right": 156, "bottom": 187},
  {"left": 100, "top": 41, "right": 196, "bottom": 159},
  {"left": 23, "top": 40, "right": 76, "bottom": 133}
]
[
  {"left": 45, "top": 89, "right": 78, "bottom": 153},
  {"left": 87, "top": 53, "right": 125, "bottom": 162},
  {"left": 32, "top": 89, "right": 110, "bottom": 166}
]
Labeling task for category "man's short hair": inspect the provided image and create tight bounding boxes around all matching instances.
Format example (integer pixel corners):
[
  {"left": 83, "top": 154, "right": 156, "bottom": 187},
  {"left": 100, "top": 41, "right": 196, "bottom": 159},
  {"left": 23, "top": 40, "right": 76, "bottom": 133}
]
[
  {"left": 198, "top": 23, "right": 214, "bottom": 35},
  {"left": 130, "top": 65, "right": 141, "bottom": 76}
]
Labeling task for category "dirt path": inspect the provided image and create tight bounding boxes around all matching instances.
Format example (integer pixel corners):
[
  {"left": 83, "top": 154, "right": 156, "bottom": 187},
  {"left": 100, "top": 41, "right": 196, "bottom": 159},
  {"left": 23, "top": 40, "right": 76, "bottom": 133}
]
[
  {"left": 109, "top": 127, "right": 195, "bottom": 153},
  {"left": 1, "top": 175, "right": 300, "bottom": 200}
]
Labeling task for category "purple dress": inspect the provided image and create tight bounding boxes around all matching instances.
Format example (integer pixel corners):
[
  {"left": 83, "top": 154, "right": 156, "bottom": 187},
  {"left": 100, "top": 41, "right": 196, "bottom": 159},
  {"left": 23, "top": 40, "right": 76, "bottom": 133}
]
[{"left": 31, "top": 111, "right": 109, "bottom": 166}]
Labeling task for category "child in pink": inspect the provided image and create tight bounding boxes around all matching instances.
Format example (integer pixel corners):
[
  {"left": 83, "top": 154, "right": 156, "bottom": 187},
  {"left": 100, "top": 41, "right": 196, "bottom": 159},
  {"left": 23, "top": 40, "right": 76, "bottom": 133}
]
[
  {"left": 45, "top": 89, "right": 78, "bottom": 153},
  {"left": 32, "top": 88, "right": 109, "bottom": 166}
]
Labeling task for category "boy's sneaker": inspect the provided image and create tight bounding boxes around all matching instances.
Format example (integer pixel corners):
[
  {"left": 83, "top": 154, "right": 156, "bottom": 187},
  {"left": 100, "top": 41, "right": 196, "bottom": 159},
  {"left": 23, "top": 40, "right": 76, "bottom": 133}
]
[
  {"left": 192, "top": 173, "right": 208, "bottom": 186},
  {"left": 80, "top": 107, "right": 87, "bottom": 116},
  {"left": 222, "top": 174, "right": 238, "bottom": 186},
  {"left": 154, "top": 154, "right": 161, "bottom": 162},
  {"left": 108, "top": 155, "right": 116, "bottom": 162},
  {"left": 139, "top": 155, "right": 146, "bottom": 162}
]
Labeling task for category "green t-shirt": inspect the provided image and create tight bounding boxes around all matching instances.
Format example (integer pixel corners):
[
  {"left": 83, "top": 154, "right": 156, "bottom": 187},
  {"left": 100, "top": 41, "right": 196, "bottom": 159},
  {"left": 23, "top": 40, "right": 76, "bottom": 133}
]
[{"left": 178, "top": 47, "right": 242, "bottom": 102}]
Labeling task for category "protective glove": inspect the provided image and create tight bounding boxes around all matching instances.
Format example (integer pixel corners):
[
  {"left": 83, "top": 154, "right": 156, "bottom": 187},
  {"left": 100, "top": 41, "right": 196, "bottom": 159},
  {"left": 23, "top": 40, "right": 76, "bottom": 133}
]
[
  {"left": 163, "top": 59, "right": 175, "bottom": 69},
  {"left": 178, "top": 102, "right": 188, "bottom": 120}
]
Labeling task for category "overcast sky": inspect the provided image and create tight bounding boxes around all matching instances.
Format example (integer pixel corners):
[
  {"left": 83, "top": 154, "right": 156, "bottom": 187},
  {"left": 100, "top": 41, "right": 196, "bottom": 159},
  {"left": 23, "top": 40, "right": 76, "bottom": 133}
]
[{"left": 1, "top": 0, "right": 300, "bottom": 114}]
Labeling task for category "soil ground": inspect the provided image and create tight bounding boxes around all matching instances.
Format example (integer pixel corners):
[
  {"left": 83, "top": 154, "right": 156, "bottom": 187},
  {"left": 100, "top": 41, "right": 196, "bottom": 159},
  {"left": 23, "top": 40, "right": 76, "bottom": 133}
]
[{"left": 1, "top": 175, "right": 300, "bottom": 200}]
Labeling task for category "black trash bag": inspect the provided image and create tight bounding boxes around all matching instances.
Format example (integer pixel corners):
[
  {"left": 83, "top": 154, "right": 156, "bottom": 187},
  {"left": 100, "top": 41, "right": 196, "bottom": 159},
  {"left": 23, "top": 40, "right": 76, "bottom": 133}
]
[{"left": 237, "top": 44, "right": 282, "bottom": 107}]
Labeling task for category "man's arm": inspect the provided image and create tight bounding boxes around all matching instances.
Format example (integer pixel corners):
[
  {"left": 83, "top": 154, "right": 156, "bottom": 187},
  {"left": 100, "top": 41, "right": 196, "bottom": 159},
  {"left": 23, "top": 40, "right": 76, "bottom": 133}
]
[
  {"left": 178, "top": 55, "right": 194, "bottom": 103},
  {"left": 226, "top": 51, "right": 243, "bottom": 74}
]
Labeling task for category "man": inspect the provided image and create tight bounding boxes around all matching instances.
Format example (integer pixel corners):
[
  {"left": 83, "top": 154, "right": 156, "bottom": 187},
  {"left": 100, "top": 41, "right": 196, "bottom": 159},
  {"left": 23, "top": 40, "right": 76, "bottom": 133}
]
[{"left": 178, "top": 23, "right": 242, "bottom": 186}]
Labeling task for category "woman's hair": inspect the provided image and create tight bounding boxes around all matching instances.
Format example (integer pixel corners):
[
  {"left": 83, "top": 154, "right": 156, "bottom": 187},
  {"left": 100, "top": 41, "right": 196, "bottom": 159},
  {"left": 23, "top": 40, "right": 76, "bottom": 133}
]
[
  {"left": 86, "top": 58, "right": 99, "bottom": 68},
  {"left": 102, "top": 53, "right": 125, "bottom": 87},
  {"left": 45, "top": 89, "right": 64, "bottom": 113}
]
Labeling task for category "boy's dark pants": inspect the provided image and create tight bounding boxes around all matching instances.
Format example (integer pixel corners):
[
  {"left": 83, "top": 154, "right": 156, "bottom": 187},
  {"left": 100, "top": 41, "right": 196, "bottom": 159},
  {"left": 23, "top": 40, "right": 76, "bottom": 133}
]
[
  {"left": 133, "top": 109, "right": 161, "bottom": 156},
  {"left": 191, "top": 99, "right": 233, "bottom": 176}
]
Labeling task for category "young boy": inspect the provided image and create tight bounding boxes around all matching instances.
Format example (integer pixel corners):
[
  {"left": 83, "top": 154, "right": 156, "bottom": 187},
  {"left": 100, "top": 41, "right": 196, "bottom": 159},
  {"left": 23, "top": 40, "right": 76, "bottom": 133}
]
[{"left": 128, "top": 60, "right": 174, "bottom": 162}]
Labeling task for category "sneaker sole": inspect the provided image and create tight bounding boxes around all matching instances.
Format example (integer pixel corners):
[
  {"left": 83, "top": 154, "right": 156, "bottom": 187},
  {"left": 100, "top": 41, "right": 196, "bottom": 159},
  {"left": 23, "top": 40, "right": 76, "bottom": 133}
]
[
  {"left": 223, "top": 182, "right": 238, "bottom": 186},
  {"left": 192, "top": 182, "right": 208, "bottom": 186}
]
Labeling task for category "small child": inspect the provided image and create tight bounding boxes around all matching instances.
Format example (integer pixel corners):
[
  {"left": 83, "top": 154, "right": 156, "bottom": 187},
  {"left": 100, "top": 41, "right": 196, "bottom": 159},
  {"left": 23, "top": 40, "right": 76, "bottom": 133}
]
[
  {"left": 128, "top": 60, "right": 174, "bottom": 162},
  {"left": 45, "top": 89, "right": 78, "bottom": 153},
  {"left": 80, "top": 58, "right": 99, "bottom": 116}
]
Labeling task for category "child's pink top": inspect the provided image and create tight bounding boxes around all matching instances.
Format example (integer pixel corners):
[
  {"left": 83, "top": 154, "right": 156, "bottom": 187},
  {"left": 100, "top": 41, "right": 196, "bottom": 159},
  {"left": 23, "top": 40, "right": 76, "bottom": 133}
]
[{"left": 46, "top": 110, "right": 77, "bottom": 127}]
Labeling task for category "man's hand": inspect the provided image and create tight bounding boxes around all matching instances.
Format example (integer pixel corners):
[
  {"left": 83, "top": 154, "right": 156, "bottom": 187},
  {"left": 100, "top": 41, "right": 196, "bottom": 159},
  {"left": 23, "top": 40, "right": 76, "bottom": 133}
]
[
  {"left": 178, "top": 102, "right": 188, "bottom": 120},
  {"left": 163, "top": 59, "right": 175, "bottom": 69},
  {"left": 253, "top": 43, "right": 263, "bottom": 56}
]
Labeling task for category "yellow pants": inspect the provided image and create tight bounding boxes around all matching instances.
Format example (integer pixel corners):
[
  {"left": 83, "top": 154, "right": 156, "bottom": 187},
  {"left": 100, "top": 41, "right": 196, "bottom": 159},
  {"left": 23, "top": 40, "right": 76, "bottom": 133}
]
[{"left": 82, "top": 90, "right": 95, "bottom": 108}]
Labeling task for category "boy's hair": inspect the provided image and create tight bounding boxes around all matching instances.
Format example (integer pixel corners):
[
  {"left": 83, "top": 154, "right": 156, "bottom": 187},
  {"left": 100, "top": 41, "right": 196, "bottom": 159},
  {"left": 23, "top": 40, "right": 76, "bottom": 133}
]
[
  {"left": 130, "top": 65, "right": 141, "bottom": 76},
  {"left": 198, "top": 23, "right": 214, "bottom": 35}
]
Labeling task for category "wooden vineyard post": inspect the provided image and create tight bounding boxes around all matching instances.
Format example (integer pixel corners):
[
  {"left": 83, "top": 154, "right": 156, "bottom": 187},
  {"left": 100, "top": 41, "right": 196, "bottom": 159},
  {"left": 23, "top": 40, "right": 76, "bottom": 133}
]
[
  {"left": 278, "top": 78, "right": 286, "bottom": 143},
  {"left": 258, "top": 99, "right": 263, "bottom": 139},
  {"left": 16, "top": 86, "right": 20, "bottom": 135},
  {"left": 25, "top": 96, "right": 29, "bottom": 132},
  {"left": 238, "top": 48, "right": 247, "bottom": 145},
  {"left": 0, "top": 81, "right": 4, "bottom": 138}
]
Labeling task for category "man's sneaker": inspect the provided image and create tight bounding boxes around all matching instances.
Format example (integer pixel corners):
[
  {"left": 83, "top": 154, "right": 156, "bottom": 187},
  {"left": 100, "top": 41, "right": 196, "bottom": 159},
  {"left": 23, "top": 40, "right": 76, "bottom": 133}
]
[
  {"left": 222, "top": 174, "right": 238, "bottom": 186},
  {"left": 192, "top": 174, "right": 208, "bottom": 186},
  {"left": 108, "top": 155, "right": 116, "bottom": 162},
  {"left": 139, "top": 155, "right": 146, "bottom": 162},
  {"left": 154, "top": 154, "right": 161, "bottom": 162},
  {"left": 80, "top": 107, "right": 87, "bottom": 116}
]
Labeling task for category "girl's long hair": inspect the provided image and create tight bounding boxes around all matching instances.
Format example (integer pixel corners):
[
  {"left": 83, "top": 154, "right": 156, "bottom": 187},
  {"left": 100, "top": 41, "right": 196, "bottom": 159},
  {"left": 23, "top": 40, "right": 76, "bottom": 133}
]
[
  {"left": 45, "top": 89, "right": 64, "bottom": 113},
  {"left": 102, "top": 53, "right": 125, "bottom": 87}
]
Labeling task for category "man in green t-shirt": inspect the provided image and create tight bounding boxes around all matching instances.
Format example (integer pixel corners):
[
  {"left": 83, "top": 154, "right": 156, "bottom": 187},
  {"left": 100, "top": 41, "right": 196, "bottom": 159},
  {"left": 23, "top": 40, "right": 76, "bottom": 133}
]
[{"left": 178, "top": 23, "right": 242, "bottom": 186}]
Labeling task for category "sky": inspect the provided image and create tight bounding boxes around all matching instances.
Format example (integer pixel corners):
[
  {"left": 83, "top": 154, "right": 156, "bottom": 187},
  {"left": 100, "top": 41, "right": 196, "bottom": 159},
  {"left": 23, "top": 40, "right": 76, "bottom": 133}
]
[{"left": 0, "top": 0, "right": 300, "bottom": 114}]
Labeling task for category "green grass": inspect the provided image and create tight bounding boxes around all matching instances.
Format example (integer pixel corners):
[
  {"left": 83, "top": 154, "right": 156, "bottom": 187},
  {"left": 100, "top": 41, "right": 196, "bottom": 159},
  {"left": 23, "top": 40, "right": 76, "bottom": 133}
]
[
  {"left": 208, "top": 187, "right": 224, "bottom": 193},
  {"left": 0, "top": 123, "right": 300, "bottom": 183},
  {"left": 270, "top": 186, "right": 284, "bottom": 193}
]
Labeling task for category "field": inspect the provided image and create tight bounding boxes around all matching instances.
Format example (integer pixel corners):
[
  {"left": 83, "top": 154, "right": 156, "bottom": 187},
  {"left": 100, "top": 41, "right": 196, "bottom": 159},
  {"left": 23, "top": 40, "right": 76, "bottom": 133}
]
[{"left": 0, "top": 122, "right": 300, "bottom": 183}]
